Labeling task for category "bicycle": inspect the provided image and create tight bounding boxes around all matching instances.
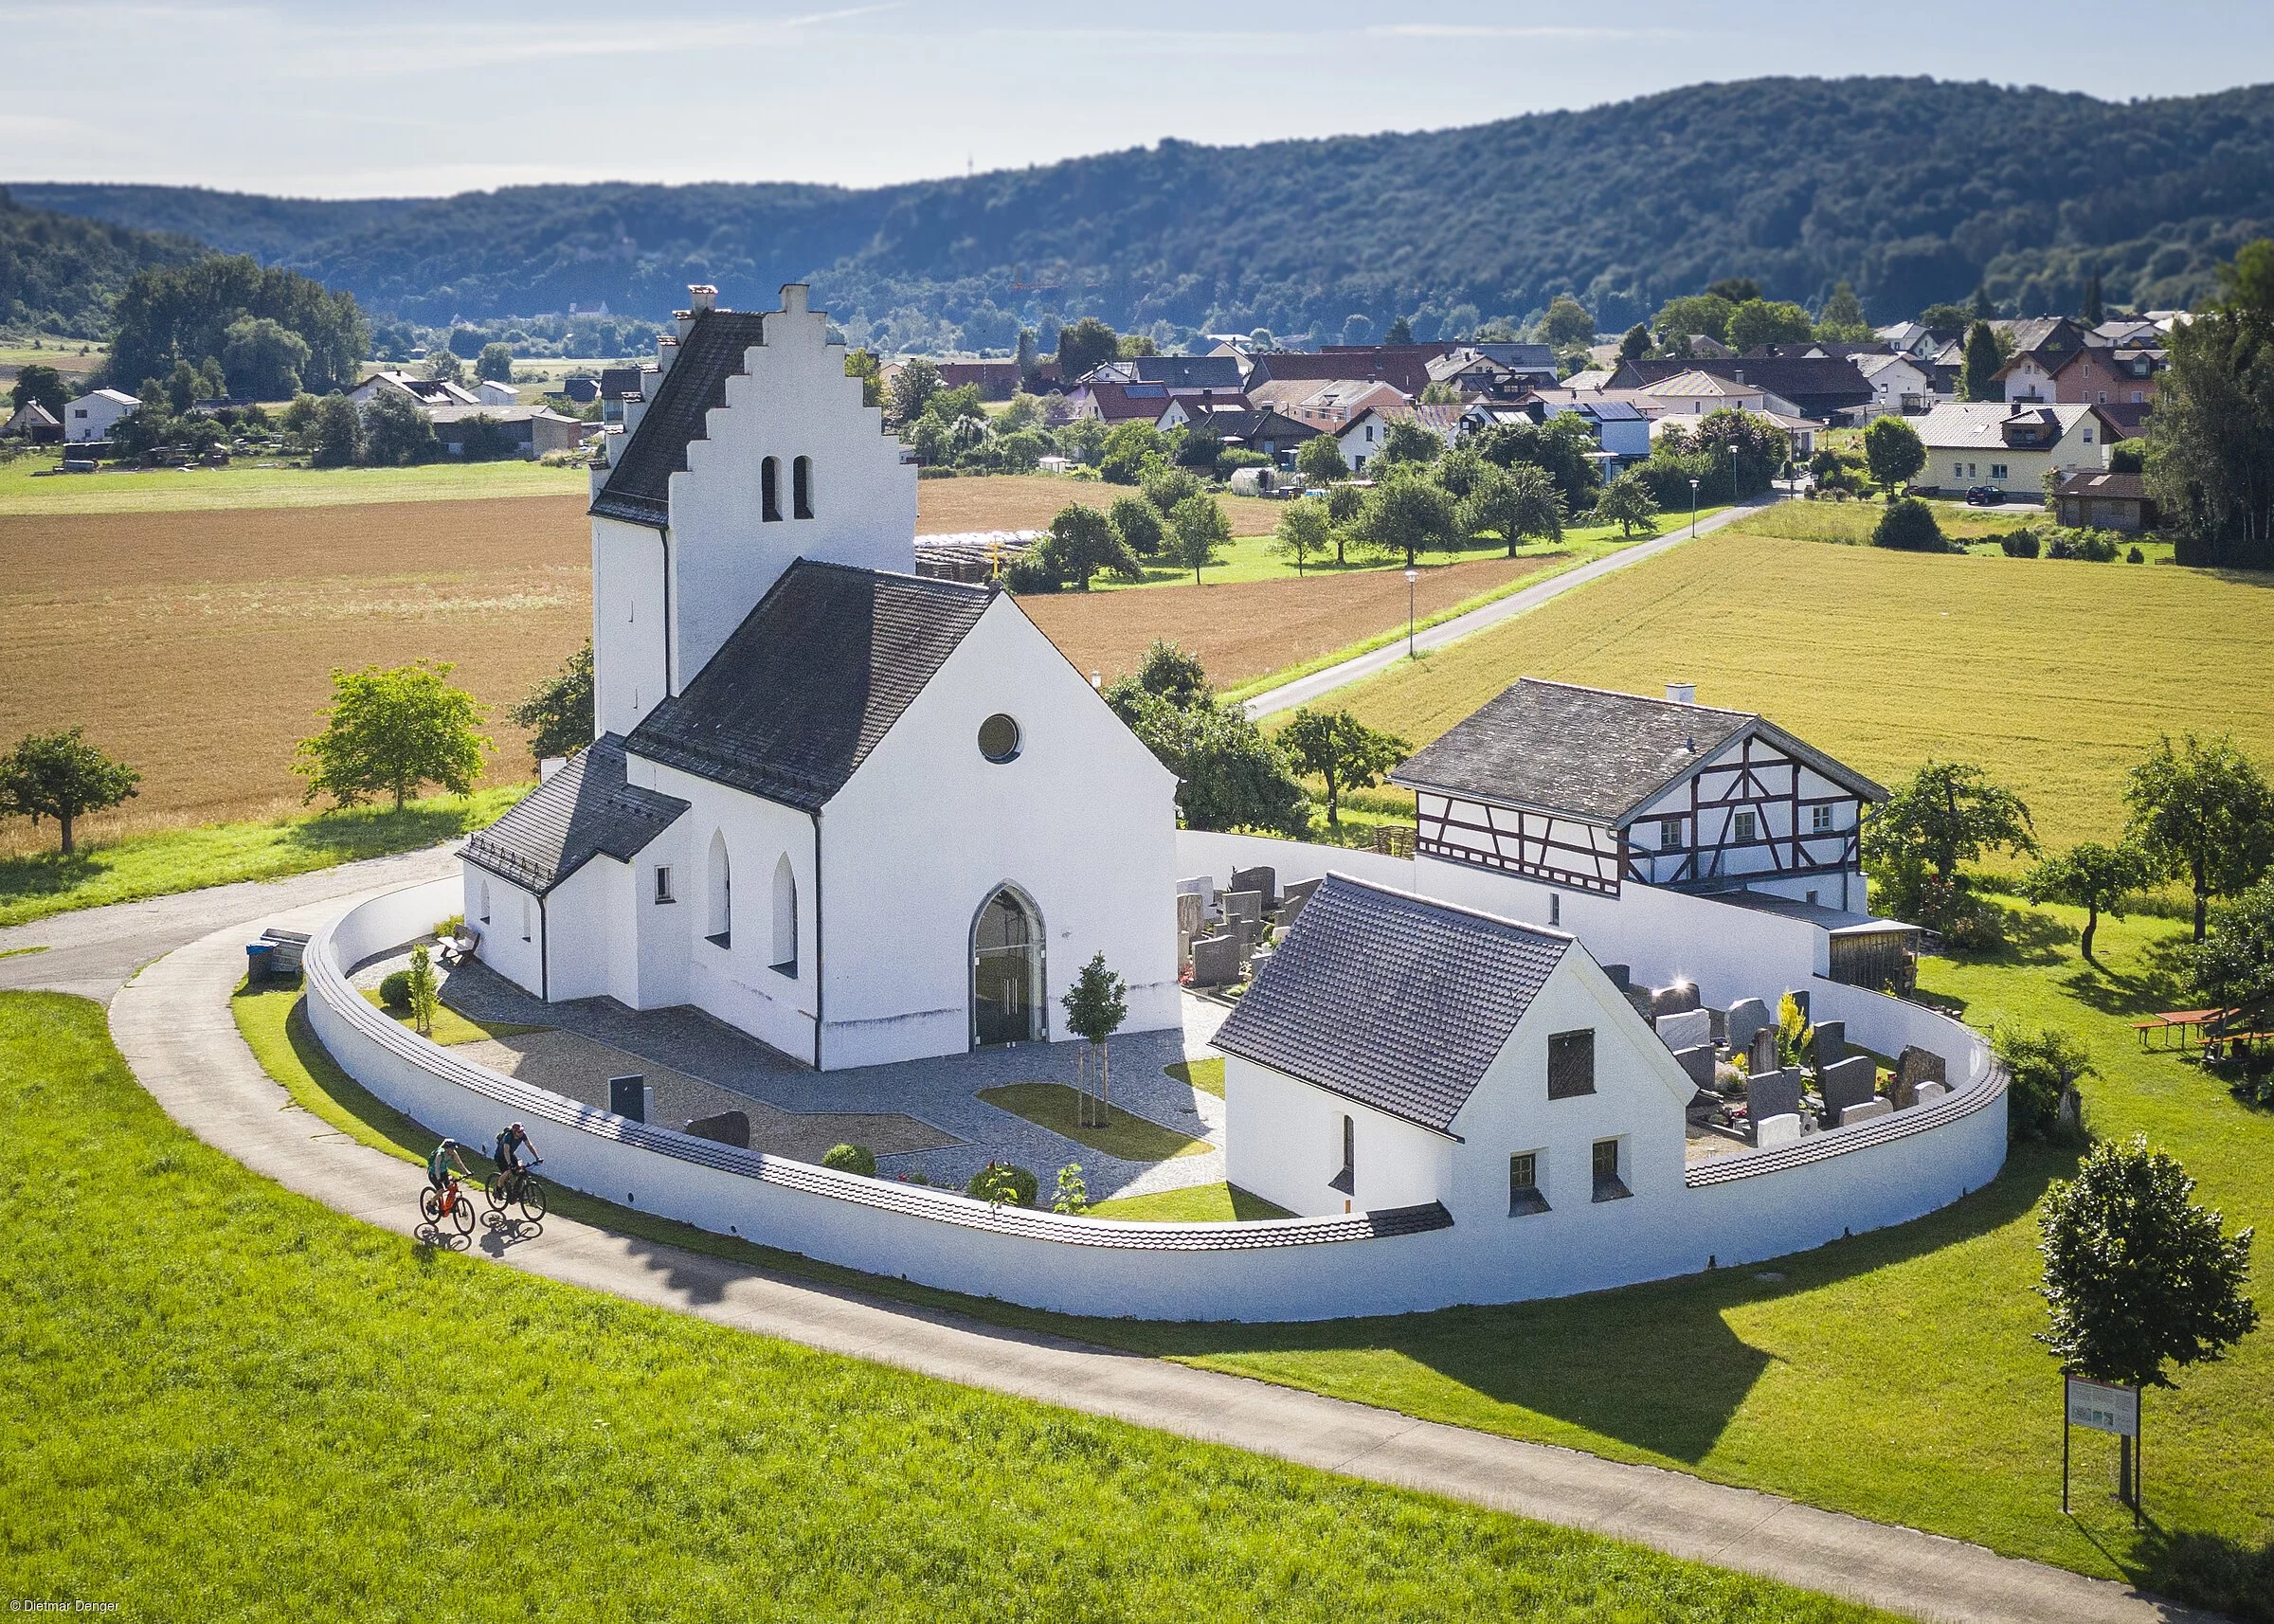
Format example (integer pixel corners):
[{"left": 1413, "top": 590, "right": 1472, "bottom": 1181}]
[
  {"left": 419, "top": 1175, "right": 477, "bottom": 1240},
  {"left": 484, "top": 1158, "right": 548, "bottom": 1224}
]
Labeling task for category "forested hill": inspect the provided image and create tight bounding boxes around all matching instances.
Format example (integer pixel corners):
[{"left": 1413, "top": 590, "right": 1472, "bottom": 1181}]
[
  {"left": 17, "top": 76, "right": 2274, "bottom": 344},
  {"left": 0, "top": 190, "right": 208, "bottom": 334}
]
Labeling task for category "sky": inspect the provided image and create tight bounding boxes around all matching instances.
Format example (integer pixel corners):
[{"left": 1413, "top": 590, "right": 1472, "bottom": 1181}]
[{"left": 6, "top": 0, "right": 2272, "bottom": 199}]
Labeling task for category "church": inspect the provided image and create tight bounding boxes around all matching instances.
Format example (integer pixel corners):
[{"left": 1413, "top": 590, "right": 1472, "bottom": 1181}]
[{"left": 460, "top": 284, "right": 1182, "bottom": 1070}]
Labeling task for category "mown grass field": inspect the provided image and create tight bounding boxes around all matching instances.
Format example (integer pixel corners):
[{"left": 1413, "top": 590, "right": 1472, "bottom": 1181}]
[
  {"left": 3, "top": 990, "right": 1899, "bottom": 1624},
  {"left": 0, "top": 454, "right": 589, "bottom": 514},
  {"left": 1330, "top": 514, "right": 2274, "bottom": 852}
]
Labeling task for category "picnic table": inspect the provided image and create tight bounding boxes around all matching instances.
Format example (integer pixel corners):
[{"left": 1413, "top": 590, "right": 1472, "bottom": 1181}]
[{"left": 2133, "top": 1009, "right": 2224, "bottom": 1051}]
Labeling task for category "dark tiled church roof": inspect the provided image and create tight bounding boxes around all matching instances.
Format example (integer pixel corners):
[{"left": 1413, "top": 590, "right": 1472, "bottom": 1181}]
[
  {"left": 1214, "top": 875, "right": 1570, "bottom": 1136},
  {"left": 463, "top": 735, "right": 689, "bottom": 896},
  {"left": 627, "top": 560, "right": 995, "bottom": 811},
  {"left": 589, "top": 310, "right": 768, "bottom": 528}
]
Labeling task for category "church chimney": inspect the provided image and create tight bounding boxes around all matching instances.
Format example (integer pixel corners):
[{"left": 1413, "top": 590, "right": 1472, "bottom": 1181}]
[
  {"left": 688, "top": 283, "right": 718, "bottom": 315},
  {"left": 1667, "top": 681, "right": 1697, "bottom": 706}
]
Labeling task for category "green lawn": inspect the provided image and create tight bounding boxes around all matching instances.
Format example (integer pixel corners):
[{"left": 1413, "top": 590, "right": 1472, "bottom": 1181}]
[
  {"left": 0, "top": 454, "right": 585, "bottom": 515},
  {"left": 357, "top": 986, "right": 547, "bottom": 1047},
  {"left": 1087, "top": 1182, "right": 1294, "bottom": 1222},
  {"left": 0, "top": 786, "right": 527, "bottom": 929},
  {"left": 1166, "top": 1056, "right": 1225, "bottom": 1097},
  {"left": 8, "top": 990, "right": 1901, "bottom": 1623},
  {"left": 976, "top": 1081, "right": 1211, "bottom": 1160}
]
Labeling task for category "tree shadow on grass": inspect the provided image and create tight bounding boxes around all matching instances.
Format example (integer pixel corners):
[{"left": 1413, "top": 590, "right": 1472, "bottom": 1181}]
[
  {"left": 1107, "top": 1147, "right": 2071, "bottom": 1466},
  {"left": 2129, "top": 1525, "right": 2274, "bottom": 1623},
  {"left": 280, "top": 802, "right": 493, "bottom": 862},
  {"left": 0, "top": 849, "right": 106, "bottom": 906},
  {"left": 2053, "top": 943, "right": 2194, "bottom": 1022}
]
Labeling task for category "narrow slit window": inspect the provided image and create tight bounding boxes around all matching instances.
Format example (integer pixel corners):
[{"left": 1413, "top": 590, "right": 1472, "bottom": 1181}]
[
  {"left": 761, "top": 456, "right": 782, "bottom": 522},
  {"left": 654, "top": 866, "right": 675, "bottom": 905},
  {"left": 1328, "top": 1114, "right": 1355, "bottom": 1196},
  {"left": 793, "top": 455, "right": 813, "bottom": 519}
]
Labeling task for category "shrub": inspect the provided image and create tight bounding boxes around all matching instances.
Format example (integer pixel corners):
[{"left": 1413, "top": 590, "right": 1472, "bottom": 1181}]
[
  {"left": 821, "top": 1143, "right": 875, "bottom": 1177},
  {"left": 1999, "top": 530, "right": 2041, "bottom": 558},
  {"left": 432, "top": 912, "right": 465, "bottom": 939},
  {"left": 1993, "top": 1020, "right": 2092, "bottom": 1143},
  {"left": 2074, "top": 531, "right": 2121, "bottom": 563},
  {"left": 377, "top": 969, "right": 413, "bottom": 1010},
  {"left": 1871, "top": 496, "right": 1947, "bottom": 552},
  {"left": 1003, "top": 554, "right": 1059, "bottom": 594},
  {"left": 2127, "top": 545, "right": 2146, "bottom": 563},
  {"left": 966, "top": 1161, "right": 1038, "bottom": 1207}
]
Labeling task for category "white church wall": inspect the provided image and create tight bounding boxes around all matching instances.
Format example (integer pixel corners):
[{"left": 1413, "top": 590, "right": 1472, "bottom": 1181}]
[
  {"left": 592, "top": 515, "right": 670, "bottom": 739},
  {"left": 623, "top": 822, "right": 693, "bottom": 1012},
  {"left": 664, "top": 287, "right": 918, "bottom": 684},
  {"left": 1174, "top": 828, "right": 1418, "bottom": 893},
  {"left": 314, "top": 879, "right": 2005, "bottom": 1322},
  {"left": 463, "top": 869, "right": 545, "bottom": 997},
  {"left": 821, "top": 597, "right": 1182, "bottom": 1069},
  {"left": 1223, "top": 1056, "right": 1451, "bottom": 1217},
  {"left": 540, "top": 857, "right": 626, "bottom": 1002}
]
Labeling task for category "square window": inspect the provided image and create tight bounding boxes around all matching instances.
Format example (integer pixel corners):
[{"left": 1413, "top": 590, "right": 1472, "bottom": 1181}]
[
  {"left": 1658, "top": 816, "right": 1683, "bottom": 850},
  {"left": 654, "top": 866, "right": 676, "bottom": 905},
  {"left": 1812, "top": 804, "right": 1832, "bottom": 833},
  {"left": 1592, "top": 1137, "right": 1631, "bottom": 1201},
  {"left": 1733, "top": 809, "right": 1757, "bottom": 843},
  {"left": 1547, "top": 1029, "right": 1596, "bottom": 1099},
  {"left": 1509, "top": 1151, "right": 1548, "bottom": 1216}
]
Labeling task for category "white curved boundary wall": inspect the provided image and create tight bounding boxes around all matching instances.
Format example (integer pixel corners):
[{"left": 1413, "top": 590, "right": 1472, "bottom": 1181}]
[{"left": 307, "top": 876, "right": 2006, "bottom": 1323}]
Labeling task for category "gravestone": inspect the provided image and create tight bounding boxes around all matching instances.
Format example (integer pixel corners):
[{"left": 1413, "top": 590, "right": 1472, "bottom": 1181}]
[
  {"left": 1600, "top": 964, "right": 1632, "bottom": 992},
  {"left": 1176, "top": 875, "right": 1219, "bottom": 916},
  {"left": 1914, "top": 1080, "right": 1949, "bottom": 1104},
  {"left": 1275, "top": 892, "right": 1310, "bottom": 929},
  {"left": 1176, "top": 891, "right": 1207, "bottom": 966},
  {"left": 1282, "top": 875, "right": 1323, "bottom": 907},
  {"left": 1836, "top": 1097, "right": 1893, "bottom": 1128},
  {"left": 1656, "top": 1007, "right": 1713, "bottom": 1052},
  {"left": 1818, "top": 1055, "right": 1879, "bottom": 1118},
  {"left": 1753, "top": 1112, "right": 1803, "bottom": 1148},
  {"left": 1223, "top": 890, "right": 1265, "bottom": 925},
  {"left": 1651, "top": 980, "right": 1702, "bottom": 1018},
  {"left": 1747, "top": 1067, "right": 1803, "bottom": 1125},
  {"left": 1229, "top": 865, "right": 1277, "bottom": 909},
  {"left": 1725, "top": 998, "right": 1772, "bottom": 1057},
  {"left": 1673, "top": 1043, "right": 1718, "bottom": 1091},
  {"left": 682, "top": 1110, "right": 750, "bottom": 1148},
  {"left": 1813, "top": 1020, "right": 1847, "bottom": 1068},
  {"left": 1190, "top": 933, "right": 1241, "bottom": 987},
  {"left": 1894, "top": 1045, "right": 1946, "bottom": 1110},
  {"left": 1748, "top": 1025, "right": 1780, "bottom": 1077}
]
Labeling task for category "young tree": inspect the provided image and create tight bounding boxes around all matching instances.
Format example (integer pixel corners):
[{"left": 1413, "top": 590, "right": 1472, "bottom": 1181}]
[
  {"left": 360, "top": 388, "right": 437, "bottom": 466},
  {"left": 1278, "top": 708, "right": 1410, "bottom": 827},
  {"left": 1589, "top": 469, "right": 1661, "bottom": 537},
  {"left": 1815, "top": 281, "right": 1871, "bottom": 340},
  {"left": 843, "top": 347, "right": 883, "bottom": 409},
  {"left": 1726, "top": 298, "right": 1814, "bottom": 352},
  {"left": 2124, "top": 733, "right": 2274, "bottom": 941},
  {"left": 1039, "top": 503, "right": 1138, "bottom": 589},
  {"left": 475, "top": 342, "right": 514, "bottom": 383},
  {"left": 887, "top": 356, "right": 941, "bottom": 425},
  {"left": 2038, "top": 1135, "right": 2259, "bottom": 1503},
  {"left": 1542, "top": 294, "right": 1594, "bottom": 351},
  {"left": 1271, "top": 495, "right": 1332, "bottom": 575},
  {"left": 406, "top": 943, "right": 440, "bottom": 1038},
  {"left": 1383, "top": 315, "right": 1414, "bottom": 345},
  {"left": 1870, "top": 496, "right": 1947, "bottom": 552},
  {"left": 1862, "top": 414, "right": 1927, "bottom": 495},
  {"left": 1355, "top": 465, "right": 1458, "bottom": 565},
  {"left": 2192, "top": 875, "right": 2274, "bottom": 1010},
  {"left": 2023, "top": 840, "right": 2157, "bottom": 967},
  {"left": 296, "top": 659, "right": 491, "bottom": 812},
  {"left": 1051, "top": 1163, "right": 1089, "bottom": 1215},
  {"left": 510, "top": 640, "right": 595, "bottom": 761},
  {"left": 1961, "top": 320, "right": 2005, "bottom": 403},
  {"left": 1377, "top": 417, "right": 1443, "bottom": 467},
  {"left": 1106, "top": 493, "right": 1163, "bottom": 557},
  {"left": 9, "top": 363, "right": 67, "bottom": 417},
  {"left": 1459, "top": 461, "right": 1564, "bottom": 557},
  {"left": 1060, "top": 951, "right": 1129, "bottom": 1127},
  {"left": 1617, "top": 323, "right": 1651, "bottom": 362},
  {"left": 0, "top": 728, "right": 141, "bottom": 855},
  {"left": 1165, "top": 492, "right": 1231, "bottom": 584},
  {"left": 1863, "top": 760, "right": 2038, "bottom": 921},
  {"left": 1294, "top": 431, "right": 1346, "bottom": 487},
  {"left": 308, "top": 393, "right": 363, "bottom": 467},
  {"left": 1055, "top": 316, "right": 1120, "bottom": 381}
]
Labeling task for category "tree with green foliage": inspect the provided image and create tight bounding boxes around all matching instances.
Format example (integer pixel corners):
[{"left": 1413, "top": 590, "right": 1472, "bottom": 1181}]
[
  {"left": 2081, "top": 272, "right": 2105, "bottom": 326},
  {"left": 360, "top": 388, "right": 437, "bottom": 466},
  {"left": 1469, "top": 413, "right": 1602, "bottom": 509},
  {"left": 475, "top": 343, "right": 514, "bottom": 383},
  {"left": 1056, "top": 316, "right": 1120, "bottom": 382},
  {"left": 1116, "top": 333, "right": 1157, "bottom": 359},
  {"left": 1271, "top": 496, "right": 1332, "bottom": 575},
  {"left": 1165, "top": 492, "right": 1231, "bottom": 584},
  {"left": 1105, "top": 639, "right": 1212, "bottom": 712},
  {"left": 1278, "top": 708, "right": 1409, "bottom": 828},
  {"left": 308, "top": 393, "right": 363, "bottom": 468},
  {"left": 163, "top": 358, "right": 203, "bottom": 414},
  {"left": 424, "top": 346, "right": 466, "bottom": 387},
  {"left": 510, "top": 640, "right": 594, "bottom": 761},
  {"left": 1962, "top": 320, "right": 2005, "bottom": 403},
  {"left": 2124, "top": 733, "right": 2274, "bottom": 941},
  {"left": 9, "top": 363, "right": 67, "bottom": 417},
  {"left": 1294, "top": 431, "right": 1346, "bottom": 487},
  {"left": 1096, "top": 419, "right": 1166, "bottom": 484},
  {"left": 1039, "top": 503, "right": 1140, "bottom": 589},
  {"left": 1459, "top": 460, "right": 1563, "bottom": 557},
  {"left": 1060, "top": 951, "right": 1129, "bottom": 1127},
  {"left": 1355, "top": 464, "right": 1458, "bottom": 565},
  {"left": 1994, "top": 1022, "right": 2093, "bottom": 1143},
  {"left": 1706, "top": 277, "right": 1761, "bottom": 304},
  {"left": 2145, "top": 239, "right": 2274, "bottom": 568},
  {"left": 1863, "top": 760, "right": 2037, "bottom": 925},
  {"left": 406, "top": 944, "right": 440, "bottom": 1038},
  {"left": 1589, "top": 469, "right": 1660, "bottom": 537},
  {"left": 1015, "top": 328, "right": 1040, "bottom": 383},
  {"left": 2023, "top": 840, "right": 2157, "bottom": 967},
  {"left": 1383, "top": 315, "right": 1413, "bottom": 345},
  {"left": 843, "top": 347, "right": 882, "bottom": 409},
  {"left": 105, "top": 254, "right": 366, "bottom": 397},
  {"left": 1542, "top": 294, "right": 1594, "bottom": 351},
  {"left": 2038, "top": 1135, "right": 2258, "bottom": 1504},
  {"left": 1863, "top": 415, "right": 1927, "bottom": 495},
  {"left": 1918, "top": 302, "right": 1974, "bottom": 333},
  {"left": 1726, "top": 298, "right": 1814, "bottom": 352},
  {"left": 2192, "top": 875, "right": 2274, "bottom": 1010},
  {"left": 1140, "top": 461, "right": 1205, "bottom": 515},
  {"left": 1652, "top": 293, "right": 1735, "bottom": 347},
  {"left": 295, "top": 660, "right": 490, "bottom": 812},
  {"left": 220, "top": 316, "right": 309, "bottom": 399},
  {"left": 1104, "top": 647, "right": 1306, "bottom": 836},
  {"left": 1871, "top": 496, "right": 1946, "bottom": 552},
  {"left": 1377, "top": 416, "right": 1444, "bottom": 467},
  {"left": 888, "top": 356, "right": 941, "bottom": 424},
  {"left": 1107, "top": 494, "right": 1163, "bottom": 556},
  {"left": 1815, "top": 282, "right": 1871, "bottom": 340},
  {"left": 1617, "top": 323, "right": 1651, "bottom": 361},
  {"left": 0, "top": 728, "right": 141, "bottom": 855}
]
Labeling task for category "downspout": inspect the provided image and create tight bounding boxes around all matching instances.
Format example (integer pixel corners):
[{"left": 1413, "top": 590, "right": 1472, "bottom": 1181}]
[
  {"left": 538, "top": 891, "right": 550, "bottom": 1002},
  {"left": 658, "top": 524, "right": 675, "bottom": 696},
  {"left": 809, "top": 809, "right": 824, "bottom": 1071}
]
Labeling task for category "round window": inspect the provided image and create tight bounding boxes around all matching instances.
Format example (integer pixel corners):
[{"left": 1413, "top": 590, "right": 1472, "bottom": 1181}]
[{"left": 977, "top": 713, "right": 1021, "bottom": 763}]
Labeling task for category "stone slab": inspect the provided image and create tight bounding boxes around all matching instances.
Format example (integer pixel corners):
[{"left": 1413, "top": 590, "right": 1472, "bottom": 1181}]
[
  {"left": 1229, "top": 866, "right": 1277, "bottom": 909},
  {"left": 1818, "top": 1055, "right": 1879, "bottom": 1115},
  {"left": 1724, "top": 998, "right": 1771, "bottom": 1057},
  {"left": 1746, "top": 1068, "right": 1802, "bottom": 1125},
  {"left": 1753, "top": 1111, "right": 1803, "bottom": 1148},
  {"left": 1813, "top": 1020, "right": 1847, "bottom": 1068},
  {"left": 1655, "top": 1007, "right": 1713, "bottom": 1053},
  {"left": 1673, "top": 1043, "right": 1718, "bottom": 1092},
  {"left": 1836, "top": 1098, "right": 1894, "bottom": 1128},
  {"left": 1189, "top": 933, "right": 1241, "bottom": 988}
]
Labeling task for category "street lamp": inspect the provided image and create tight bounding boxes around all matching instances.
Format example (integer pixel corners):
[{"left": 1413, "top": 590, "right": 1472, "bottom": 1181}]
[
  {"left": 1404, "top": 567, "right": 1419, "bottom": 659},
  {"left": 1688, "top": 477, "right": 1701, "bottom": 538}
]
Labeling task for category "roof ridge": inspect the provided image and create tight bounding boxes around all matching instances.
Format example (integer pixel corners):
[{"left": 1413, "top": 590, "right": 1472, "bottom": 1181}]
[
  {"left": 1520, "top": 674, "right": 1753, "bottom": 723},
  {"left": 1318, "top": 871, "right": 1578, "bottom": 947}
]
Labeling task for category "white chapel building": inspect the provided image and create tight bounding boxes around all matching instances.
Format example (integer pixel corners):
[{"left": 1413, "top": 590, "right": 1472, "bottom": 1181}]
[{"left": 462, "top": 284, "right": 1181, "bottom": 1069}]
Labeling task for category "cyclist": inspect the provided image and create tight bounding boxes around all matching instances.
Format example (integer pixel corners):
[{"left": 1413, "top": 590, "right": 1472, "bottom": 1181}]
[
  {"left": 494, "top": 1121, "right": 539, "bottom": 1182},
  {"left": 427, "top": 1137, "right": 471, "bottom": 1196}
]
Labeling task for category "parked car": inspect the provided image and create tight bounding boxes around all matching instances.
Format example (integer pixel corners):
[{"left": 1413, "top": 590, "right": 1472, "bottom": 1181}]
[{"left": 1964, "top": 486, "right": 2010, "bottom": 506}]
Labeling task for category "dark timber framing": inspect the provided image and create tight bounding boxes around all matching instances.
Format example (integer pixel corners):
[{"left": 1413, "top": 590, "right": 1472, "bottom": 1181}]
[
  {"left": 1627, "top": 732, "right": 1862, "bottom": 893},
  {"left": 1415, "top": 792, "right": 1626, "bottom": 894}
]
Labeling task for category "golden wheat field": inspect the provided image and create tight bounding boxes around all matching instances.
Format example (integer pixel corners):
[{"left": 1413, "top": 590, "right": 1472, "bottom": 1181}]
[{"left": 1335, "top": 522, "right": 2274, "bottom": 852}]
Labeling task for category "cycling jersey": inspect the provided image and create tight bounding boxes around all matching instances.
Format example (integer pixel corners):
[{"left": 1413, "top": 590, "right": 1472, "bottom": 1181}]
[{"left": 427, "top": 1141, "right": 461, "bottom": 1187}]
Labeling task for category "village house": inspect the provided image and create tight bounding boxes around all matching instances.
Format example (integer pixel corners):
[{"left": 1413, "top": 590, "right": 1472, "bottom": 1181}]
[
  {"left": 1633, "top": 369, "right": 1805, "bottom": 418},
  {"left": 1997, "top": 340, "right": 2161, "bottom": 407},
  {"left": 1081, "top": 354, "right": 1245, "bottom": 392},
  {"left": 1850, "top": 352, "right": 1940, "bottom": 417},
  {"left": 1611, "top": 356, "right": 1872, "bottom": 423},
  {"left": 425, "top": 403, "right": 596, "bottom": 460},
  {"left": 2052, "top": 468, "right": 2159, "bottom": 532},
  {"left": 462, "top": 284, "right": 1181, "bottom": 1070},
  {"left": 1153, "top": 390, "right": 1254, "bottom": 431},
  {"left": 1172, "top": 404, "right": 1320, "bottom": 468},
  {"left": 474, "top": 377, "right": 521, "bottom": 407},
  {"left": 1466, "top": 395, "right": 1651, "bottom": 467},
  {"left": 63, "top": 387, "right": 138, "bottom": 442},
  {"left": 1335, "top": 402, "right": 1465, "bottom": 471},
  {"left": 1912, "top": 401, "right": 2117, "bottom": 497},
  {"left": 3, "top": 401, "right": 62, "bottom": 442},
  {"left": 1245, "top": 376, "right": 1408, "bottom": 428},
  {"left": 348, "top": 370, "right": 483, "bottom": 411}
]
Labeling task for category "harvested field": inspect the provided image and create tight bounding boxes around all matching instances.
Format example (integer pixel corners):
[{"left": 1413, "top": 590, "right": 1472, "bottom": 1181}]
[
  {"left": 1020, "top": 553, "right": 1565, "bottom": 691},
  {"left": 0, "top": 496, "right": 591, "bottom": 845},
  {"left": 916, "top": 474, "right": 1281, "bottom": 536}
]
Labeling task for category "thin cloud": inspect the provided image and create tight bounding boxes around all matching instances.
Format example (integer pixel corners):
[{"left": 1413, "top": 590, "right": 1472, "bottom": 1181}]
[{"left": 1366, "top": 23, "right": 1679, "bottom": 39}]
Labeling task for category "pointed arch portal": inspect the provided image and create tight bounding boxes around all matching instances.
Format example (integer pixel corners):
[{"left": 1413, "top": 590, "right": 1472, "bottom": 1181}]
[{"left": 971, "top": 885, "right": 1044, "bottom": 1047}]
